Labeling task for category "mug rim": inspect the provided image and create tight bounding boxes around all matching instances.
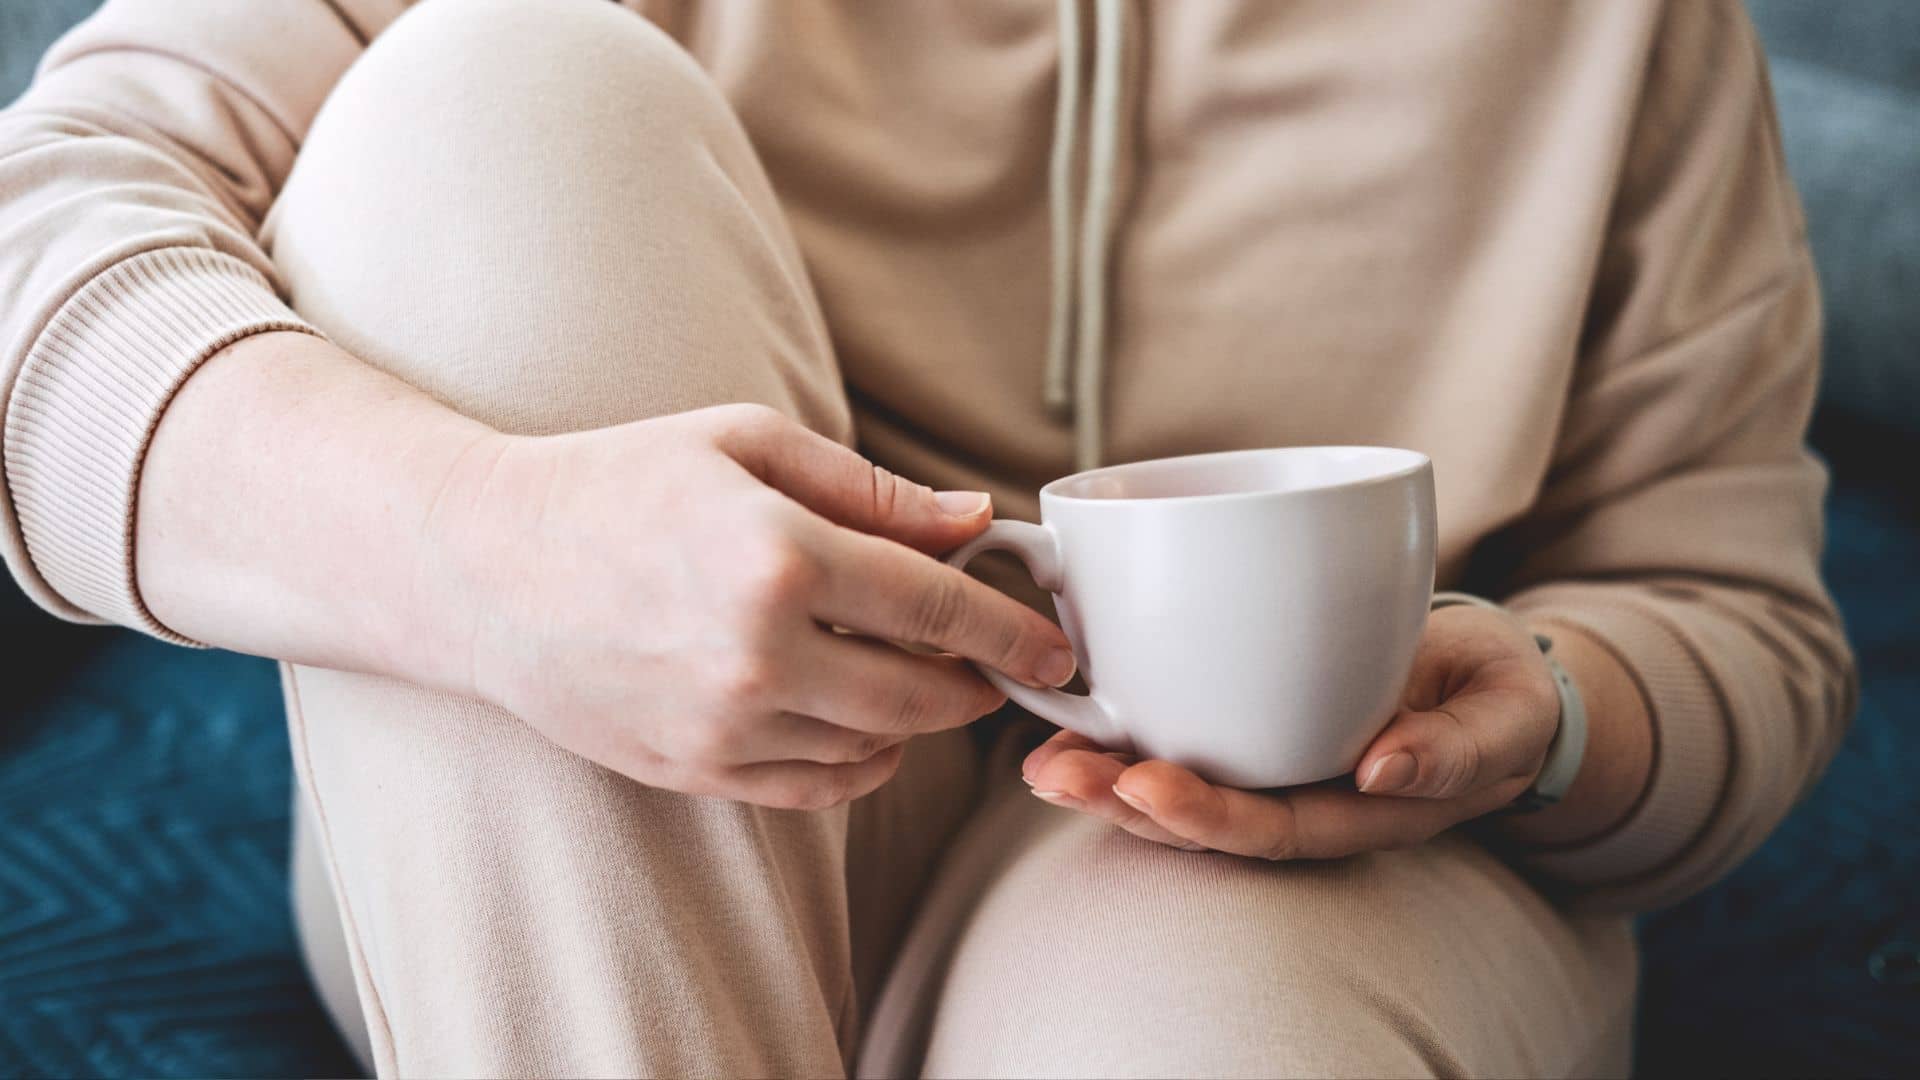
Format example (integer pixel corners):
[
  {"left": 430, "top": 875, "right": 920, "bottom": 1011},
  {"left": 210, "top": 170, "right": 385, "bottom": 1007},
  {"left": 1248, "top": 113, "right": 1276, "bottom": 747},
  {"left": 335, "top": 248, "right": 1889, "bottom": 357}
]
[{"left": 1039, "top": 445, "right": 1432, "bottom": 506}]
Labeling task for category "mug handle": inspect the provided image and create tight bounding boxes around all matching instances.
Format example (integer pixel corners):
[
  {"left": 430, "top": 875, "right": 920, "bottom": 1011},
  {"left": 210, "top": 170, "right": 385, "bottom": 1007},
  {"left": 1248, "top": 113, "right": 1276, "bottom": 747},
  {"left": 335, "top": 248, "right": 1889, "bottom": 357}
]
[{"left": 944, "top": 521, "right": 1132, "bottom": 751}]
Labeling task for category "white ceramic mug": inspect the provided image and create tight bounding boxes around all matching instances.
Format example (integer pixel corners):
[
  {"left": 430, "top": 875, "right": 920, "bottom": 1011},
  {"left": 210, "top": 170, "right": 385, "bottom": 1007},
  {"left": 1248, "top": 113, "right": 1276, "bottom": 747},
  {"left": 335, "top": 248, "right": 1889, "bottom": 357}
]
[{"left": 946, "top": 446, "right": 1436, "bottom": 789}]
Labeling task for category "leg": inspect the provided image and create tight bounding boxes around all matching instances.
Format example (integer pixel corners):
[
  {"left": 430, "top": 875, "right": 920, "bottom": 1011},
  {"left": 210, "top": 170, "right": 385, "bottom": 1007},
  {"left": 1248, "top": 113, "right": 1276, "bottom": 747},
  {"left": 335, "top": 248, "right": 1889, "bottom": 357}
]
[
  {"left": 865, "top": 726, "right": 1637, "bottom": 1079},
  {"left": 267, "top": 1, "right": 971, "bottom": 1074},
  {"left": 291, "top": 791, "right": 374, "bottom": 1072}
]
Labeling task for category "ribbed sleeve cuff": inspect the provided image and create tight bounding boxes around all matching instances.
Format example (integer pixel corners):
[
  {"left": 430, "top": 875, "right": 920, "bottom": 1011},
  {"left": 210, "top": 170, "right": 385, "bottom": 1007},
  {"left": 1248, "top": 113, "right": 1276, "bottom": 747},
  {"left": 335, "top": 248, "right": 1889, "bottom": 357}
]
[
  {"left": 1505, "top": 589, "right": 1731, "bottom": 890},
  {"left": 4, "top": 247, "right": 320, "bottom": 644}
]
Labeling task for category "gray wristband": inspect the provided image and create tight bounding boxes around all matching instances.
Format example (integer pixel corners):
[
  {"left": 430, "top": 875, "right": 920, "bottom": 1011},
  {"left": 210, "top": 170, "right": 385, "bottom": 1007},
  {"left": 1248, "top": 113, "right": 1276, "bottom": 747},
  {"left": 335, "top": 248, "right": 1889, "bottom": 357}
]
[{"left": 1428, "top": 591, "right": 1588, "bottom": 812}]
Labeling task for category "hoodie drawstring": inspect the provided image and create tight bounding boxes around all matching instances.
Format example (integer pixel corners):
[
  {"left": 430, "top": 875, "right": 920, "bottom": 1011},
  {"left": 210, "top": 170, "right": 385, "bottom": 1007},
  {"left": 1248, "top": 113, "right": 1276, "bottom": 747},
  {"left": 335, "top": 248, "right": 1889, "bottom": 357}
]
[
  {"left": 1043, "top": 0, "right": 1082, "bottom": 421},
  {"left": 1044, "top": 0, "right": 1127, "bottom": 472}
]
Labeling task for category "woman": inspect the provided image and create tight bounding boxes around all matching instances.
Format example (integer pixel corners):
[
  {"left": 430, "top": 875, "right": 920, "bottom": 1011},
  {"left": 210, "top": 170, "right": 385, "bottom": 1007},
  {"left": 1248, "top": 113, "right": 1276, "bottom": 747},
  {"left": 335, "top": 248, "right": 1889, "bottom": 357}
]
[{"left": 0, "top": 0, "right": 1853, "bottom": 1076}]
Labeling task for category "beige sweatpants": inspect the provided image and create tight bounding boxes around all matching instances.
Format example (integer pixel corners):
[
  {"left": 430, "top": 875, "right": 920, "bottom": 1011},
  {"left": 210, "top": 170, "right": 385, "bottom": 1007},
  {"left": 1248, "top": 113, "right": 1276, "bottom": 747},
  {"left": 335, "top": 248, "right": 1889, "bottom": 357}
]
[{"left": 273, "top": 2, "right": 1636, "bottom": 1076}]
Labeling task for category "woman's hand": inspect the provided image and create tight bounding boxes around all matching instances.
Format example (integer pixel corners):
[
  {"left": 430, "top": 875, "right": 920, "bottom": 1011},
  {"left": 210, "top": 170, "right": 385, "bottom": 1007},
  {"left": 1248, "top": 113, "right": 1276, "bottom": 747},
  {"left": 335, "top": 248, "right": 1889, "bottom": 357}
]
[
  {"left": 423, "top": 403, "right": 1078, "bottom": 811},
  {"left": 141, "top": 335, "right": 1068, "bottom": 813},
  {"left": 1020, "top": 605, "right": 1561, "bottom": 857}
]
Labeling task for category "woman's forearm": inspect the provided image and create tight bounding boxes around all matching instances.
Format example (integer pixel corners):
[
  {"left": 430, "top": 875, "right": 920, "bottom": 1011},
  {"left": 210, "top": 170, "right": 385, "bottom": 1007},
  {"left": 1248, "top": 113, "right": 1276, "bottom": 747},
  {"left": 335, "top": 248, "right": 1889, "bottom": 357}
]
[
  {"left": 135, "top": 330, "right": 500, "bottom": 687},
  {"left": 1495, "top": 622, "right": 1655, "bottom": 847}
]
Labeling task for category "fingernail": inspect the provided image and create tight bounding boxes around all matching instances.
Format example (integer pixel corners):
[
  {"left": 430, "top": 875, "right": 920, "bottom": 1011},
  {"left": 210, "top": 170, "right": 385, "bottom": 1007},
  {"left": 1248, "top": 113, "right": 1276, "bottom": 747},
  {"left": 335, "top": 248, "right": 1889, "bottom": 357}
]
[
  {"left": 1037, "top": 648, "right": 1077, "bottom": 688},
  {"left": 1032, "top": 788, "right": 1083, "bottom": 810},
  {"left": 934, "top": 490, "right": 991, "bottom": 517},
  {"left": 1020, "top": 773, "right": 1035, "bottom": 787},
  {"left": 1111, "top": 786, "right": 1154, "bottom": 816},
  {"left": 1360, "top": 751, "right": 1417, "bottom": 795}
]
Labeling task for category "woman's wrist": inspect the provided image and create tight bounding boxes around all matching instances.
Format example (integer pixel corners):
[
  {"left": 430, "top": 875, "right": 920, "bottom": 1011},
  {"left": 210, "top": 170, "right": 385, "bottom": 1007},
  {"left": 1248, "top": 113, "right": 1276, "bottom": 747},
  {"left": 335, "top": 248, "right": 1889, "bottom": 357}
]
[
  {"left": 404, "top": 421, "right": 529, "bottom": 701},
  {"left": 1492, "top": 621, "right": 1655, "bottom": 847},
  {"left": 137, "top": 330, "right": 509, "bottom": 688}
]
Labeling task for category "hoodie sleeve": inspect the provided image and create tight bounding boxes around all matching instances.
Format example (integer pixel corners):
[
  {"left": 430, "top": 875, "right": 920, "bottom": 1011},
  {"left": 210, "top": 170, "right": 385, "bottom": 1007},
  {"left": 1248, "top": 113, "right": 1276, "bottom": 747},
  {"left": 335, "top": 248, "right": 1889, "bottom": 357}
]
[
  {"left": 1487, "top": 0, "right": 1856, "bottom": 911},
  {"left": 0, "top": 0, "right": 403, "bottom": 642}
]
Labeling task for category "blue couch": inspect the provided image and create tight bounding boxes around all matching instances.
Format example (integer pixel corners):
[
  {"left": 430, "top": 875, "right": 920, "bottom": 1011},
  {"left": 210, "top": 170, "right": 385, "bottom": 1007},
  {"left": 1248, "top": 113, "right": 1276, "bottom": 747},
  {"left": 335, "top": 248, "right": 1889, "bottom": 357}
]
[{"left": 1, "top": 2, "right": 1914, "bottom": 1075}]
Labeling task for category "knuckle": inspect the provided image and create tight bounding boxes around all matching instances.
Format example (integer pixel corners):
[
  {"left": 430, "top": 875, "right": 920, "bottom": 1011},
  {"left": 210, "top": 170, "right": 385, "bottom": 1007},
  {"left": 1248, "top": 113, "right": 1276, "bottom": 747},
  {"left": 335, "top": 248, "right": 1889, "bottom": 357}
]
[
  {"left": 662, "top": 764, "right": 727, "bottom": 800},
  {"left": 1257, "top": 802, "right": 1302, "bottom": 861},
  {"left": 735, "top": 535, "right": 818, "bottom": 616},
  {"left": 1449, "top": 734, "right": 1487, "bottom": 794},
  {"left": 1436, "top": 734, "right": 1489, "bottom": 795},
  {"left": 847, "top": 732, "right": 891, "bottom": 763},
  {"left": 708, "top": 648, "right": 778, "bottom": 704},
  {"left": 625, "top": 758, "right": 681, "bottom": 792},
  {"left": 905, "top": 575, "right": 971, "bottom": 644},
  {"left": 890, "top": 681, "right": 942, "bottom": 733},
  {"left": 791, "top": 773, "right": 853, "bottom": 812},
  {"left": 867, "top": 465, "right": 913, "bottom": 523},
  {"left": 759, "top": 786, "right": 811, "bottom": 811},
  {"left": 1428, "top": 708, "right": 1484, "bottom": 796},
  {"left": 712, "top": 401, "right": 787, "bottom": 439},
  {"left": 871, "top": 463, "right": 929, "bottom": 522},
  {"left": 1257, "top": 833, "right": 1300, "bottom": 862},
  {"left": 989, "top": 617, "right": 1036, "bottom": 672}
]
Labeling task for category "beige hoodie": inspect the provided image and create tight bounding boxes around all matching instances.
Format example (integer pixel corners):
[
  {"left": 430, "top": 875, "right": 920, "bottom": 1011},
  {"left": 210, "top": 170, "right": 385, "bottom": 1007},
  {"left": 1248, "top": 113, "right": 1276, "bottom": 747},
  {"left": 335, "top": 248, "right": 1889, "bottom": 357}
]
[{"left": 0, "top": 0, "right": 1855, "bottom": 912}]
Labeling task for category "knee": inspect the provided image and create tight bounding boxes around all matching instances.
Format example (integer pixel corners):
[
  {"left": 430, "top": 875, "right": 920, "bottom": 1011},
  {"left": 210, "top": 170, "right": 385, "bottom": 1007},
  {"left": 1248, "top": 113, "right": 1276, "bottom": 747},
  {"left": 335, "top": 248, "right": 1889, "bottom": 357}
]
[
  {"left": 373, "top": 0, "right": 701, "bottom": 98},
  {"left": 923, "top": 817, "right": 1527, "bottom": 1077},
  {"left": 287, "top": 0, "right": 738, "bottom": 227},
  {"left": 271, "top": 0, "right": 842, "bottom": 436},
  {"left": 318, "top": 0, "right": 725, "bottom": 154}
]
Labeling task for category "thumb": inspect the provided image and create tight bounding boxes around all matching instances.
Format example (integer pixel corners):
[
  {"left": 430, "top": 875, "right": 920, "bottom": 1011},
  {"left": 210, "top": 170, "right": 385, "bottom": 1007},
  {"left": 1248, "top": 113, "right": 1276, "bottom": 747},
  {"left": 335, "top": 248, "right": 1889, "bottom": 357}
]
[
  {"left": 1354, "top": 687, "right": 1547, "bottom": 800},
  {"left": 713, "top": 405, "right": 993, "bottom": 553},
  {"left": 1355, "top": 606, "right": 1558, "bottom": 800}
]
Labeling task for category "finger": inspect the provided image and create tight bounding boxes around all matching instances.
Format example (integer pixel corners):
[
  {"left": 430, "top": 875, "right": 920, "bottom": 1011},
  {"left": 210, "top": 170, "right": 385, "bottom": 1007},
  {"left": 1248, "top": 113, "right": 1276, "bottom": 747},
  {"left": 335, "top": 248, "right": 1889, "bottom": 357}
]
[
  {"left": 1026, "top": 744, "right": 1202, "bottom": 850},
  {"left": 719, "top": 742, "right": 907, "bottom": 811},
  {"left": 709, "top": 403, "right": 993, "bottom": 554},
  {"left": 806, "top": 524, "right": 1077, "bottom": 689},
  {"left": 740, "top": 712, "right": 908, "bottom": 766},
  {"left": 1020, "top": 729, "right": 1107, "bottom": 782},
  {"left": 1355, "top": 690, "right": 1552, "bottom": 799},
  {"left": 1114, "top": 760, "right": 1519, "bottom": 860},
  {"left": 783, "top": 631, "right": 1007, "bottom": 736}
]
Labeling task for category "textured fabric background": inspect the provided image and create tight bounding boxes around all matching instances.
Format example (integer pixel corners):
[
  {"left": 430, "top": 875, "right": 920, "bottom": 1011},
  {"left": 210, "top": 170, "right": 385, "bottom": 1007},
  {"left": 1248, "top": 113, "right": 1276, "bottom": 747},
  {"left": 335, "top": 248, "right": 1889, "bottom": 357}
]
[
  {"left": 0, "top": 640, "right": 358, "bottom": 1076},
  {"left": 0, "top": 1, "right": 1915, "bottom": 1076},
  {"left": 1749, "top": 0, "right": 1920, "bottom": 434}
]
